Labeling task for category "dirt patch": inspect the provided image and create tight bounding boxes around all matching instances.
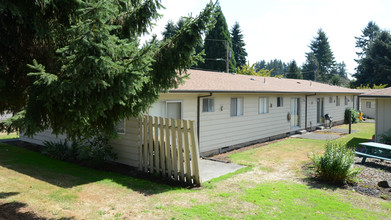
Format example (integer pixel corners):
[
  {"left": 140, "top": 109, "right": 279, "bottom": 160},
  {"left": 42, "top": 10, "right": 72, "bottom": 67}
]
[{"left": 208, "top": 138, "right": 289, "bottom": 163}]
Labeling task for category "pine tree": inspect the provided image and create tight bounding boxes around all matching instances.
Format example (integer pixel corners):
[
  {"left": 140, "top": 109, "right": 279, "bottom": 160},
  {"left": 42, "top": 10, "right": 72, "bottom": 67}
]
[
  {"left": 286, "top": 60, "right": 302, "bottom": 79},
  {"left": 231, "top": 22, "right": 247, "bottom": 68},
  {"left": 354, "top": 31, "right": 391, "bottom": 86},
  {"left": 355, "top": 21, "right": 380, "bottom": 58},
  {"left": 201, "top": 5, "right": 236, "bottom": 72},
  {"left": 0, "top": 0, "right": 216, "bottom": 140},
  {"left": 302, "top": 52, "right": 319, "bottom": 81},
  {"left": 306, "top": 28, "right": 335, "bottom": 82}
]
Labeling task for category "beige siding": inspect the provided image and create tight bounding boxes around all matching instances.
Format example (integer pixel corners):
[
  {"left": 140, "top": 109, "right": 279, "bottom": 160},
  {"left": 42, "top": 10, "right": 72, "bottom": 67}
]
[
  {"left": 20, "top": 130, "right": 68, "bottom": 145},
  {"left": 375, "top": 98, "right": 391, "bottom": 142},
  {"left": 20, "top": 118, "right": 141, "bottom": 167},
  {"left": 109, "top": 117, "right": 140, "bottom": 167},
  {"left": 360, "top": 98, "right": 376, "bottom": 119}
]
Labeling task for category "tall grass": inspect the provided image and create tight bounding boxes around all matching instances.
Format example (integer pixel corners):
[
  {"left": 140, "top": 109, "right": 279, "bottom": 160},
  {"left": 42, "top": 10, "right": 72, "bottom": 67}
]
[{"left": 311, "top": 142, "right": 361, "bottom": 184}]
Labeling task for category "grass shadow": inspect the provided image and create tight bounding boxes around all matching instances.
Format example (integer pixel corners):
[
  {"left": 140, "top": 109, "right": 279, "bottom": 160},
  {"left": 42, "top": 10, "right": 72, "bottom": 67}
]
[
  {"left": 0, "top": 143, "right": 180, "bottom": 195},
  {"left": 0, "top": 201, "right": 74, "bottom": 220},
  {"left": 345, "top": 137, "right": 372, "bottom": 148}
]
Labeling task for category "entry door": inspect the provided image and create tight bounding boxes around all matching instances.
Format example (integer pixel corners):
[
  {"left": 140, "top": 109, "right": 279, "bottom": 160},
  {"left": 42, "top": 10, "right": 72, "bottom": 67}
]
[
  {"left": 166, "top": 101, "right": 182, "bottom": 119},
  {"left": 290, "top": 98, "right": 300, "bottom": 128},
  {"left": 317, "top": 98, "right": 324, "bottom": 123}
]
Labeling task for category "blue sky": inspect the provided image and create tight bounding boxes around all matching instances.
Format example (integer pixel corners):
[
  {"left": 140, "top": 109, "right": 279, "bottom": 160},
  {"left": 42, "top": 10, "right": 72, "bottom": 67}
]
[{"left": 147, "top": 0, "right": 391, "bottom": 77}]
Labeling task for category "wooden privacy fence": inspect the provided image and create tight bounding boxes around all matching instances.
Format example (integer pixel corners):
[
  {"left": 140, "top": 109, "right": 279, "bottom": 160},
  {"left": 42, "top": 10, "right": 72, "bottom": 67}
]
[{"left": 139, "top": 116, "right": 201, "bottom": 186}]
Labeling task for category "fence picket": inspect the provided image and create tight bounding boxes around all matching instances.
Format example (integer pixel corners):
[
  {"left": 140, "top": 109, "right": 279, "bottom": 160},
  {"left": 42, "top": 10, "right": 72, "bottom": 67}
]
[
  {"left": 159, "top": 117, "right": 165, "bottom": 176},
  {"left": 153, "top": 116, "right": 159, "bottom": 174},
  {"left": 148, "top": 116, "right": 154, "bottom": 174},
  {"left": 189, "top": 121, "right": 201, "bottom": 186},
  {"left": 170, "top": 118, "right": 178, "bottom": 181},
  {"left": 176, "top": 119, "right": 185, "bottom": 182},
  {"left": 143, "top": 116, "right": 148, "bottom": 173},
  {"left": 164, "top": 118, "right": 171, "bottom": 178},
  {"left": 182, "top": 120, "right": 191, "bottom": 183}
]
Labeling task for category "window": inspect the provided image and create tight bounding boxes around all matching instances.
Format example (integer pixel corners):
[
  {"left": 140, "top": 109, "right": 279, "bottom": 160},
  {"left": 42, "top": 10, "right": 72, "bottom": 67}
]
[
  {"left": 277, "top": 97, "right": 283, "bottom": 107},
  {"left": 366, "top": 101, "right": 371, "bottom": 108},
  {"left": 202, "top": 98, "right": 214, "bottom": 112},
  {"left": 259, "top": 97, "right": 269, "bottom": 114},
  {"left": 329, "top": 96, "right": 333, "bottom": 103},
  {"left": 336, "top": 96, "right": 340, "bottom": 106},
  {"left": 115, "top": 119, "right": 125, "bottom": 134},
  {"left": 231, "top": 97, "right": 244, "bottom": 116},
  {"left": 344, "top": 96, "right": 348, "bottom": 105}
]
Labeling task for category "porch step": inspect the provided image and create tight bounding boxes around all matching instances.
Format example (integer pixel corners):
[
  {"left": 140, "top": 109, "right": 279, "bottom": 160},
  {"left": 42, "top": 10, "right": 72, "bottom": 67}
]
[
  {"left": 316, "top": 126, "right": 325, "bottom": 130},
  {"left": 297, "top": 130, "right": 307, "bottom": 135}
]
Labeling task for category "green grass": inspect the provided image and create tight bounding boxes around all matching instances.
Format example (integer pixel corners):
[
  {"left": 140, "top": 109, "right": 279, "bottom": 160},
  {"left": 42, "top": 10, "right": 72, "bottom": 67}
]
[
  {"left": 0, "top": 132, "right": 19, "bottom": 140},
  {"left": 241, "top": 181, "right": 388, "bottom": 219},
  {"left": 1, "top": 122, "right": 389, "bottom": 219}
]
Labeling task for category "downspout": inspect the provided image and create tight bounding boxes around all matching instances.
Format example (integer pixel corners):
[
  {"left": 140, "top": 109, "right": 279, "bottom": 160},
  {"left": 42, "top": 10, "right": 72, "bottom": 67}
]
[
  {"left": 197, "top": 92, "right": 213, "bottom": 146},
  {"left": 305, "top": 93, "right": 317, "bottom": 131}
]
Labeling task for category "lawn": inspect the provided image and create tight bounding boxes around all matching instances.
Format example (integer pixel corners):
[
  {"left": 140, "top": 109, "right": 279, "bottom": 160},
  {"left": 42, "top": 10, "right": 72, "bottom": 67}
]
[{"left": 1, "top": 123, "right": 390, "bottom": 219}]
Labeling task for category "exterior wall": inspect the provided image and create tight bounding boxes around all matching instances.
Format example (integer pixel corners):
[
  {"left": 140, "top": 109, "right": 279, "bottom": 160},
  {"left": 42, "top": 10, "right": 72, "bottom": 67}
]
[
  {"left": 375, "top": 98, "right": 391, "bottom": 142},
  {"left": 19, "top": 118, "right": 140, "bottom": 167},
  {"left": 360, "top": 98, "right": 376, "bottom": 119},
  {"left": 306, "top": 94, "right": 355, "bottom": 129},
  {"left": 155, "top": 92, "right": 355, "bottom": 154}
]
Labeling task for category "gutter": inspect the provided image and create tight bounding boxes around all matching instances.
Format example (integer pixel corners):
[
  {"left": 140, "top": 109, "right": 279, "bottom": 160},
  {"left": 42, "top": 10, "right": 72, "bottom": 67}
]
[
  {"left": 305, "top": 93, "right": 317, "bottom": 131},
  {"left": 197, "top": 92, "right": 213, "bottom": 146}
]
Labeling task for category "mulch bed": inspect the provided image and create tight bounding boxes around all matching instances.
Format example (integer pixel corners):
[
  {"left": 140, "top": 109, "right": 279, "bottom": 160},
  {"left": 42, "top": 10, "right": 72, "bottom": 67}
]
[{"left": 303, "top": 157, "right": 391, "bottom": 201}]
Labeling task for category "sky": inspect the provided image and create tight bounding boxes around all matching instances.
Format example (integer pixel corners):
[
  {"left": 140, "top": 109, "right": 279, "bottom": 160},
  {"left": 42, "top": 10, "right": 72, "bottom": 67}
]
[{"left": 145, "top": 0, "right": 391, "bottom": 78}]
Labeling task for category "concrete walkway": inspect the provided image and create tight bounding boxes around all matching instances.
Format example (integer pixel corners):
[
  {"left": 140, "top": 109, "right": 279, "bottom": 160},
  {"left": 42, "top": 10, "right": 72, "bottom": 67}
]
[
  {"left": 292, "top": 128, "right": 357, "bottom": 141},
  {"left": 199, "top": 158, "right": 245, "bottom": 182}
]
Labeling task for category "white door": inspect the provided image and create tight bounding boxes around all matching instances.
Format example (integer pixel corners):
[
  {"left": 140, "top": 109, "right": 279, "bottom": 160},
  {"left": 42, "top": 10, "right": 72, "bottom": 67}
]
[{"left": 291, "top": 98, "right": 300, "bottom": 128}]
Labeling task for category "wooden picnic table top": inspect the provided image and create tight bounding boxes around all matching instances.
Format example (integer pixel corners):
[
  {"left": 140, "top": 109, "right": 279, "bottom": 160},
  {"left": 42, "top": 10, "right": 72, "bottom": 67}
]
[{"left": 359, "top": 142, "right": 391, "bottom": 150}]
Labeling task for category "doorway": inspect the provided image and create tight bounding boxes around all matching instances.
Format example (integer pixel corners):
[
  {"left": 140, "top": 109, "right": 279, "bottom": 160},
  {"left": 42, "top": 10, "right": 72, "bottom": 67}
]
[
  {"left": 317, "top": 98, "right": 324, "bottom": 123},
  {"left": 290, "top": 98, "right": 300, "bottom": 128}
]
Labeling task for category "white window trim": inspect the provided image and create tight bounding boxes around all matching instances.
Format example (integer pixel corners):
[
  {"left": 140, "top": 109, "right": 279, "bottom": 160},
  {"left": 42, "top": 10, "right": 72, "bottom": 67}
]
[
  {"left": 165, "top": 100, "right": 183, "bottom": 119},
  {"left": 202, "top": 98, "right": 215, "bottom": 113},
  {"left": 336, "top": 96, "right": 340, "bottom": 106},
  {"left": 231, "top": 97, "right": 244, "bottom": 117},
  {"left": 258, "top": 97, "right": 269, "bottom": 114}
]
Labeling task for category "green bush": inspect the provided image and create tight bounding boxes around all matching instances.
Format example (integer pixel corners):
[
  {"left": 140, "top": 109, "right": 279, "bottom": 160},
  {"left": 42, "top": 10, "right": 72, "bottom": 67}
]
[
  {"left": 42, "top": 136, "right": 117, "bottom": 165},
  {"left": 311, "top": 142, "right": 361, "bottom": 185},
  {"left": 380, "top": 129, "right": 391, "bottom": 144},
  {"left": 344, "top": 108, "right": 360, "bottom": 124},
  {"left": 42, "top": 140, "right": 76, "bottom": 160}
]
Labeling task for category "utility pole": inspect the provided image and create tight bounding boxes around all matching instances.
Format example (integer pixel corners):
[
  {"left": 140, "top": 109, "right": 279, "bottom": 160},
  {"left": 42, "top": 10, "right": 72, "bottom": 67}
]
[{"left": 204, "top": 38, "right": 230, "bottom": 73}]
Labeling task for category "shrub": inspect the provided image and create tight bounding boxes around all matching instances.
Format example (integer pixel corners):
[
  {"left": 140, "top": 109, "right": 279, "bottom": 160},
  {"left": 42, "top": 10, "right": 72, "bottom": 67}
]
[
  {"left": 344, "top": 108, "right": 360, "bottom": 124},
  {"left": 380, "top": 129, "right": 391, "bottom": 144},
  {"left": 42, "top": 136, "right": 117, "bottom": 166},
  {"left": 42, "top": 140, "right": 75, "bottom": 160},
  {"left": 310, "top": 142, "right": 361, "bottom": 185}
]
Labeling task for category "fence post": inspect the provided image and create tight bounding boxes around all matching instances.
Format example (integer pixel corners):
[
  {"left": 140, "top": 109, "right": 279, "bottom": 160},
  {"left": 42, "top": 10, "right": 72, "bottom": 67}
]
[
  {"left": 182, "top": 120, "right": 191, "bottom": 184},
  {"left": 148, "top": 116, "right": 154, "bottom": 174},
  {"left": 138, "top": 116, "right": 143, "bottom": 171},
  {"left": 143, "top": 116, "right": 148, "bottom": 173},
  {"left": 189, "top": 120, "right": 201, "bottom": 186},
  {"left": 171, "top": 118, "right": 178, "bottom": 181}
]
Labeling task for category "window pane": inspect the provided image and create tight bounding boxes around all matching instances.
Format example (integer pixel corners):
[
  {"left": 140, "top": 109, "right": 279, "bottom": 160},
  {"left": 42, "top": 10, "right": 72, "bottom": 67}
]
[
  {"left": 208, "top": 99, "right": 214, "bottom": 112},
  {"left": 259, "top": 98, "right": 264, "bottom": 114},
  {"left": 202, "top": 99, "right": 208, "bottom": 112},
  {"left": 265, "top": 97, "right": 269, "bottom": 113},
  {"left": 237, "top": 98, "right": 243, "bottom": 116},
  {"left": 115, "top": 119, "right": 125, "bottom": 134},
  {"left": 231, "top": 98, "right": 237, "bottom": 116}
]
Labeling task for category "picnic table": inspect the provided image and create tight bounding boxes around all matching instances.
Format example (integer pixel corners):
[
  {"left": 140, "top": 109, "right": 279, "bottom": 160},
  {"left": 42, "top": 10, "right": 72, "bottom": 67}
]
[{"left": 356, "top": 142, "right": 391, "bottom": 164}]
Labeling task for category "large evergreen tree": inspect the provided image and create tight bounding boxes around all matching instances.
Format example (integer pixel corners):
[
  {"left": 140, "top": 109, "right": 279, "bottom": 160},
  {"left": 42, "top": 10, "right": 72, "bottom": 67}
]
[
  {"left": 355, "top": 21, "right": 380, "bottom": 58},
  {"left": 231, "top": 22, "right": 247, "bottom": 68},
  {"left": 306, "top": 28, "right": 335, "bottom": 82},
  {"left": 201, "top": 5, "right": 236, "bottom": 72},
  {"left": 301, "top": 52, "right": 319, "bottom": 81},
  {"left": 286, "top": 60, "right": 302, "bottom": 79},
  {"left": 0, "top": 0, "right": 216, "bottom": 140},
  {"left": 255, "top": 59, "right": 288, "bottom": 76},
  {"left": 353, "top": 31, "right": 391, "bottom": 86}
]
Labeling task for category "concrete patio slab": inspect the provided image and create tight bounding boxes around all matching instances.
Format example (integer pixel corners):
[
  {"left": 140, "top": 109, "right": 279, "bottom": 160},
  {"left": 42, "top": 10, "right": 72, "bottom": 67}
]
[
  {"left": 292, "top": 132, "right": 341, "bottom": 140},
  {"left": 199, "top": 158, "right": 245, "bottom": 182}
]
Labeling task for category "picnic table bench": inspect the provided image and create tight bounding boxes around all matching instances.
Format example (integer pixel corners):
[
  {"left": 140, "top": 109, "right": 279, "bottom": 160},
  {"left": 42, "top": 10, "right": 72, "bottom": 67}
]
[{"left": 356, "top": 142, "right": 391, "bottom": 164}]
